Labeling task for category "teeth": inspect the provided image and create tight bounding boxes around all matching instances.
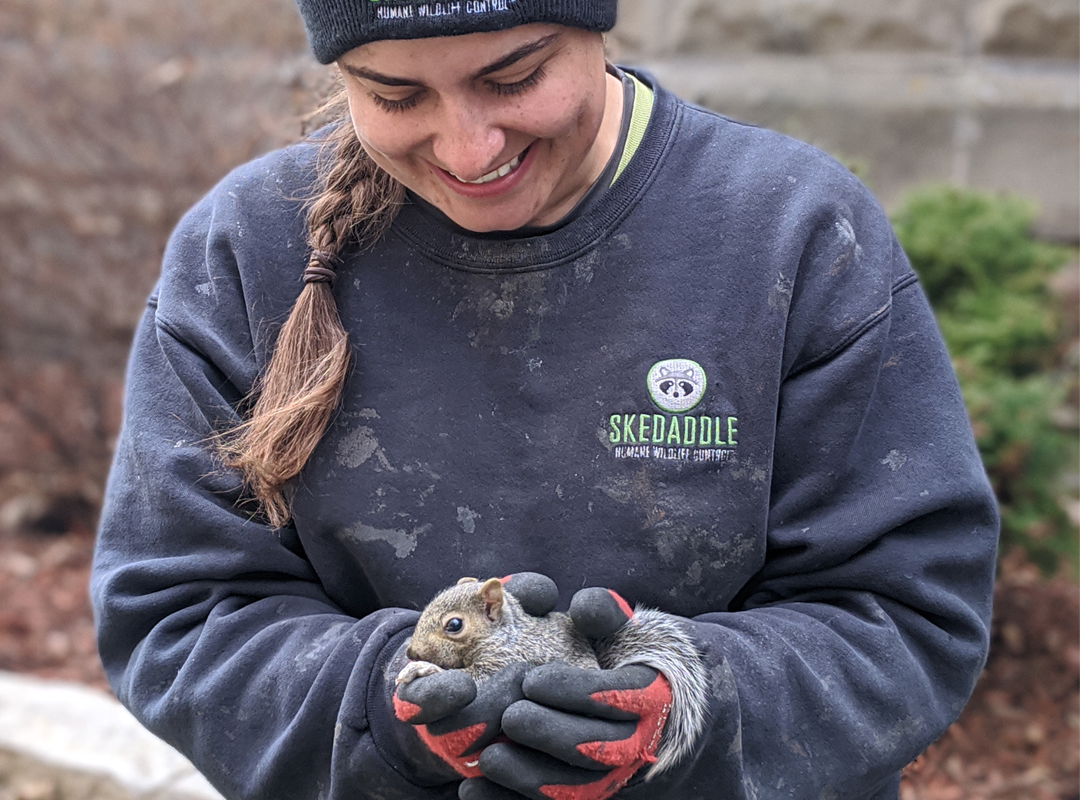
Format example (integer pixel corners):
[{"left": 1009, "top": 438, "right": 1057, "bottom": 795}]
[{"left": 451, "top": 154, "right": 522, "bottom": 185}]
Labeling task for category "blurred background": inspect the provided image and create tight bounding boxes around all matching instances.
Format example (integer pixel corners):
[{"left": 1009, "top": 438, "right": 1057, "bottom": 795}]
[{"left": 0, "top": 0, "right": 1076, "bottom": 798}]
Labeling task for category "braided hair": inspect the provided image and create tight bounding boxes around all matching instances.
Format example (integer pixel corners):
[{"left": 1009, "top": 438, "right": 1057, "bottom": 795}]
[{"left": 218, "top": 90, "right": 405, "bottom": 527}]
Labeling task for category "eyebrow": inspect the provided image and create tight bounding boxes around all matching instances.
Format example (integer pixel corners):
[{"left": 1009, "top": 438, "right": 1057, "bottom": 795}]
[{"left": 342, "top": 32, "right": 560, "bottom": 87}]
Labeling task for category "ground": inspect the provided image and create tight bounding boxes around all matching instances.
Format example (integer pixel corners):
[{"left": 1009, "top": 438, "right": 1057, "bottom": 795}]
[{"left": 0, "top": 527, "right": 1076, "bottom": 799}]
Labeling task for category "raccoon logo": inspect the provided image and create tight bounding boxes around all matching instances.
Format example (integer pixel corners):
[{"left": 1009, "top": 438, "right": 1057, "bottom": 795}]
[{"left": 647, "top": 359, "right": 707, "bottom": 413}]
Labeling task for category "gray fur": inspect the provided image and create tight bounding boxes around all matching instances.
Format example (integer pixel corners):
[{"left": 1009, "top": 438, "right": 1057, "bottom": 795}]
[
  {"left": 404, "top": 580, "right": 598, "bottom": 683},
  {"left": 470, "top": 594, "right": 599, "bottom": 680},
  {"left": 596, "top": 607, "right": 709, "bottom": 780}
]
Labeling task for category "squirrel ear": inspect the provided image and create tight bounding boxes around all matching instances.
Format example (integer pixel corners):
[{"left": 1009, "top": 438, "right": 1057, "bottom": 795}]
[
  {"left": 456, "top": 576, "right": 479, "bottom": 585},
  {"left": 480, "top": 578, "right": 504, "bottom": 622}
]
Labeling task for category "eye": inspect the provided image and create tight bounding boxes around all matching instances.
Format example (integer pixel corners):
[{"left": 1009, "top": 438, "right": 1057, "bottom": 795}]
[
  {"left": 370, "top": 91, "right": 422, "bottom": 114},
  {"left": 443, "top": 617, "right": 464, "bottom": 635},
  {"left": 488, "top": 64, "right": 546, "bottom": 97}
]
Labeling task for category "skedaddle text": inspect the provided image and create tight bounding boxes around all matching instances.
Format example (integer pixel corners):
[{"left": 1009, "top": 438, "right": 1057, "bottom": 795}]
[{"left": 608, "top": 414, "right": 738, "bottom": 447}]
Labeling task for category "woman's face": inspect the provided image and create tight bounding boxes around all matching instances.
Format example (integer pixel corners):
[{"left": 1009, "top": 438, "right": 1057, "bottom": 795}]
[{"left": 338, "top": 24, "right": 622, "bottom": 233}]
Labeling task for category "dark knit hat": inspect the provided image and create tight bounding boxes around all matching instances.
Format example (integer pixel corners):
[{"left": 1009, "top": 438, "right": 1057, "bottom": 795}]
[{"left": 295, "top": 0, "right": 618, "bottom": 64}]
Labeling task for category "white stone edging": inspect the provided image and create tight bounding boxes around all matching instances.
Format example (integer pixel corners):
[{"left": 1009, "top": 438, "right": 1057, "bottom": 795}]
[{"left": 0, "top": 671, "right": 223, "bottom": 800}]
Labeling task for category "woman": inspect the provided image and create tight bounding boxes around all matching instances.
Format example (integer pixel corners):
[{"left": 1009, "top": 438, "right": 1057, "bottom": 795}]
[{"left": 90, "top": 2, "right": 999, "bottom": 799}]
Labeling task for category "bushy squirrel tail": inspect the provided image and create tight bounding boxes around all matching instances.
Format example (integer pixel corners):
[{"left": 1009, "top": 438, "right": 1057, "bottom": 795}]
[{"left": 596, "top": 607, "right": 709, "bottom": 779}]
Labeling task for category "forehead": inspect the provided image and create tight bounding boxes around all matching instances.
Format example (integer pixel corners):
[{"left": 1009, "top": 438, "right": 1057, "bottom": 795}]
[{"left": 338, "top": 22, "right": 598, "bottom": 78}]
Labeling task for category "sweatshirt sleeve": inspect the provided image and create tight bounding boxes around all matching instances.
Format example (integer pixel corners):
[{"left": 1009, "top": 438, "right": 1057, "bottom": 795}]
[
  {"left": 627, "top": 203, "right": 999, "bottom": 798},
  {"left": 90, "top": 163, "right": 453, "bottom": 800}
]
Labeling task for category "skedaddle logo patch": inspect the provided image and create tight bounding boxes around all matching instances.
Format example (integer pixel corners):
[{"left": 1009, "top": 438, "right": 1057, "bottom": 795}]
[
  {"left": 647, "top": 359, "right": 705, "bottom": 412},
  {"left": 368, "top": 0, "right": 514, "bottom": 19},
  {"left": 608, "top": 359, "right": 738, "bottom": 463}
]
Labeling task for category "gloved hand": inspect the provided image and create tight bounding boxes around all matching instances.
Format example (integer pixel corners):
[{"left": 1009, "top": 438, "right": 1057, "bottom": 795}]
[
  {"left": 393, "top": 661, "right": 527, "bottom": 780},
  {"left": 460, "top": 588, "right": 672, "bottom": 800},
  {"left": 390, "top": 573, "right": 561, "bottom": 781}
]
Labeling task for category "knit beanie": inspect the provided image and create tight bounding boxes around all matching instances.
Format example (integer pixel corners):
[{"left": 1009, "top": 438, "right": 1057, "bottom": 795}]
[{"left": 295, "top": 0, "right": 618, "bottom": 64}]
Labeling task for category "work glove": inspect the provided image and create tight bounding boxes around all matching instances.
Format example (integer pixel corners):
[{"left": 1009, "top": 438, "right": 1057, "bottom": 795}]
[
  {"left": 389, "top": 573, "right": 561, "bottom": 781},
  {"left": 460, "top": 588, "right": 673, "bottom": 800}
]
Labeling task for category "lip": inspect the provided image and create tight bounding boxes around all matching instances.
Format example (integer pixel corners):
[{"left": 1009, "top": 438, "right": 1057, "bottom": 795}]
[{"left": 431, "top": 144, "right": 535, "bottom": 200}]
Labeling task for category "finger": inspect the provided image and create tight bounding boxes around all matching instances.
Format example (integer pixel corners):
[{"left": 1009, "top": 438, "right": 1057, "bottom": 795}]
[
  {"left": 479, "top": 743, "right": 617, "bottom": 799},
  {"left": 426, "top": 662, "right": 527, "bottom": 736},
  {"left": 458, "top": 777, "right": 531, "bottom": 800},
  {"left": 522, "top": 662, "right": 658, "bottom": 719},
  {"left": 501, "top": 700, "right": 636, "bottom": 769},
  {"left": 395, "top": 669, "right": 476, "bottom": 724},
  {"left": 500, "top": 573, "right": 559, "bottom": 617},
  {"left": 569, "top": 588, "right": 633, "bottom": 640}
]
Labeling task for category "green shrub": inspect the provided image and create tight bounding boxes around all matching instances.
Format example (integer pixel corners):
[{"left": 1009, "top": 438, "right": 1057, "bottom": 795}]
[{"left": 891, "top": 186, "right": 1077, "bottom": 575}]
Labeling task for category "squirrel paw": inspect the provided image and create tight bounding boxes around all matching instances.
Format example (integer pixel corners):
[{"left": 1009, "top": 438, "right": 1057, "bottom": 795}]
[{"left": 396, "top": 660, "right": 445, "bottom": 685}]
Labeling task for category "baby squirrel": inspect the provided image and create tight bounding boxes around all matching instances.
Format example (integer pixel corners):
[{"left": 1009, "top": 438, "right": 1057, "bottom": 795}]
[
  {"left": 396, "top": 576, "right": 599, "bottom": 684},
  {"left": 395, "top": 576, "right": 710, "bottom": 780}
]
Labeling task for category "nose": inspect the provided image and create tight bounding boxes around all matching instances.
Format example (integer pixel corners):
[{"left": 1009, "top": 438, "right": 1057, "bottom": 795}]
[{"left": 429, "top": 99, "right": 506, "bottom": 182}]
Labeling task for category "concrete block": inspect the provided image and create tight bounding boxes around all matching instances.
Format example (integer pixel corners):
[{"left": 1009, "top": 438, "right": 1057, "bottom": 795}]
[
  {"left": 612, "top": 0, "right": 968, "bottom": 56},
  {"left": 628, "top": 53, "right": 1079, "bottom": 241},
  {"left": 973, "top": 0, "right": 1080, "bottom": 58}
]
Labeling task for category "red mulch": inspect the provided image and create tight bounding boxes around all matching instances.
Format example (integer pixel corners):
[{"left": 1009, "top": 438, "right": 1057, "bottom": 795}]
[{"left": 0, "top": 530, "right": 1076, "bottom": 797}]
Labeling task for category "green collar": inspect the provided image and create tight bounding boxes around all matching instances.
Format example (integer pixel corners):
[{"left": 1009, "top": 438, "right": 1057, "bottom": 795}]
[{"left": 611, "top": 73, "right": 655, "bottom": 186}]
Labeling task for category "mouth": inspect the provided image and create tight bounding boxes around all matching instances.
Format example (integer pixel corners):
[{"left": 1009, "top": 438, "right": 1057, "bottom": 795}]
[
  {"left": 435, "top": 145, "right": 534, "bottom": 198},
  {"left": 448, "top": 150, "right": 525, "bottom": 185}
]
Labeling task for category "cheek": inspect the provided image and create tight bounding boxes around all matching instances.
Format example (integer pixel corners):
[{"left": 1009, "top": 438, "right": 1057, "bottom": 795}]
[
  {"left": 350, "top": 118, "right": 416, "bottom": 164},
  {"left": 345, "top": 94, "right": 421, "bottom": 163},
  {"left": 516, "top": 93, "right": 591, "bottom": 141}
]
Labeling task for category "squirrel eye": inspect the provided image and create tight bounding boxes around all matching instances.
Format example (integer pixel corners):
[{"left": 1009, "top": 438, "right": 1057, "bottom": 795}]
[{"left": 444, "top": 617, "right": 464, "bottom": 634}]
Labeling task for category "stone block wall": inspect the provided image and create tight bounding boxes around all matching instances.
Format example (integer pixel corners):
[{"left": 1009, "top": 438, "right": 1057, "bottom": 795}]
[
  {"left": 610, "top": 0, "right": 1079, "bottom": 243},
  {"left": 611, "top": 0, "right": 1079, "bottom": 58}
]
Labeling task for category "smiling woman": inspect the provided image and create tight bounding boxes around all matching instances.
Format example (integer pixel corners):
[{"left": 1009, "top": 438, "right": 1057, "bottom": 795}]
[
  {"left": 338, "top": 26, "right": 621, "bottom": 232},
  {"left": 90, "top": 1, "right": 1000, "bottom": 799}
]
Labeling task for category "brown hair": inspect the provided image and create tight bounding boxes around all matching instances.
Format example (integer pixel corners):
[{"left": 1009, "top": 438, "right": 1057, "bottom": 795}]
[{"left": 217, "top": 90, "right": 405, "bottom": 527}]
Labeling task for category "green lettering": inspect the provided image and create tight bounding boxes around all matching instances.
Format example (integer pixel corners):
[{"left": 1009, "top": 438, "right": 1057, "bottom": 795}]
[
  {"left": 652, "top": 414, "right": 666, "bottom": 444},
  {"left": 715, "top": 417, "right": 727, "bottom": 445},
  {"left": 609, "top": 415, "right": 621, "bottom": 444},
  {"left": 623, "top": 414, "right": 637, "bottom": 444},
  {"left": 699, "top": 416, "right": 712, "bottom": 446},
  {"left": 639, "top": 414, "right": 650, "bottom": 443},
  {"left": 728, "top": 416, "right": 738, "bottom": 446},
  {"left": 667, "top": 417, "right": 682, "bottom": 445},
  {"left": 683, "top": 416, "right": 696, "bottom": 446}
]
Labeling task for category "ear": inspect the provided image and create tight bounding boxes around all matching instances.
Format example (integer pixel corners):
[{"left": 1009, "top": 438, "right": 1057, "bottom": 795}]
[
  {"left": 480, "top": 577, "right": 504, "bottom": 622},
  {"left": 456, "top": 576, "right": 479, "bottom": 585}
]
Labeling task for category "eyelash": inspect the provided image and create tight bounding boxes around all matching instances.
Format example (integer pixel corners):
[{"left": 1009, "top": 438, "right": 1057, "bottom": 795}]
[
  {"left": 369, "top": 64, "right": 547, "bottom": 113},
  {"left": 489, "top": 64, "right": 546, "bottom": 96},
  {"left": 370, "top": 93, "right": 420, "bottom": 114}
]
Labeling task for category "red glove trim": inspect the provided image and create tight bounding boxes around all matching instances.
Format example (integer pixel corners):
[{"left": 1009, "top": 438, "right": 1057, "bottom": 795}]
[
  {"left": 414, "top": 722, "right": 487, "bottom": 779},
  {"left": 539, "top": 672, "right": 672, "bottom": 800},
  {"left": 392, "top": 694, "right": 423, "bottom": 723},
  {"left": 582, "top": 671, "right": 671, "bottom": 767},
  {"left": 393, "top": 693, "right": 486, "bottom": 778},
  {"left": 607, "top": 590, "right": 635, "bottom": 622}
]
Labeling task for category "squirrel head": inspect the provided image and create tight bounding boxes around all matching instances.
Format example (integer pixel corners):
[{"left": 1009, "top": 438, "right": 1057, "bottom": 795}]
[{"left": 406, "top": 577, "right": 507, "bottom": 669}]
